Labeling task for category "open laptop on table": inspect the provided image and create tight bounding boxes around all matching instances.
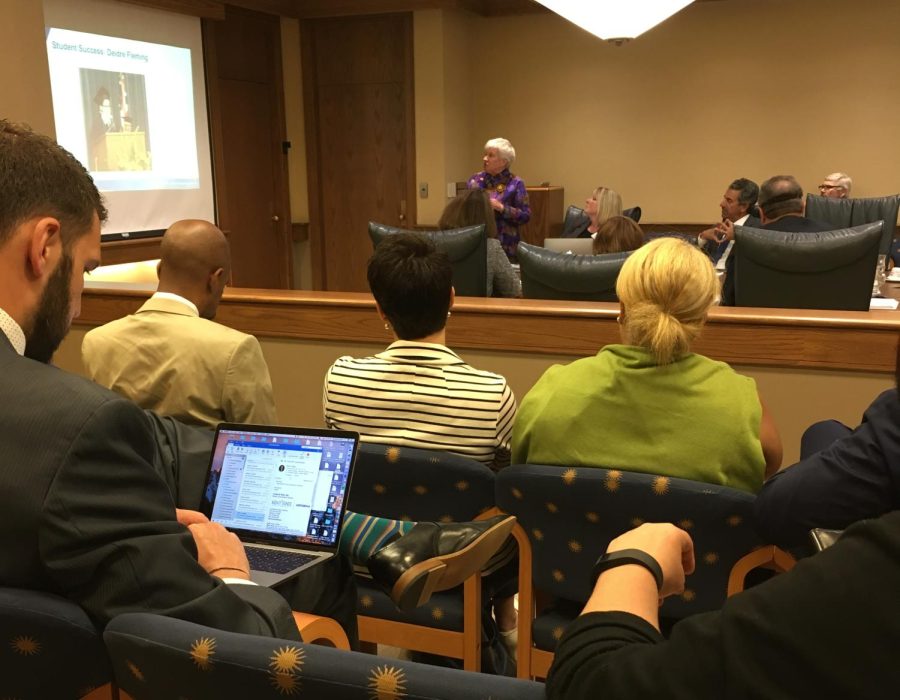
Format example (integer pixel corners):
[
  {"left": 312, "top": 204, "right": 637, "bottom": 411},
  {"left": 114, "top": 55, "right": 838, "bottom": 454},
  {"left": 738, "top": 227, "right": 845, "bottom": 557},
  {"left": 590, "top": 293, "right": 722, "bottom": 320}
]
[
  {"left": 544, "top": 237, "right": 594, "bottom": 255},
  {"left": 200, "top": 423, "right": 359, "bottom": 587}
]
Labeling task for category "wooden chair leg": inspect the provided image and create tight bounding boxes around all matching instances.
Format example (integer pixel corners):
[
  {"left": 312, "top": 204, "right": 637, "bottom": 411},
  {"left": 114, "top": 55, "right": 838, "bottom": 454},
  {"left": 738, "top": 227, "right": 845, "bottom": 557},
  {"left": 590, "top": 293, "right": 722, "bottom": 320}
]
[
  {"left": 727, "top": 545, "right": 796, "bottom": 597},
  {"left": 293, "top": 611, "right": 351, "bottom": 650},
  {"left": 461, "top": 569, "right": 483, "bottom": 672}
]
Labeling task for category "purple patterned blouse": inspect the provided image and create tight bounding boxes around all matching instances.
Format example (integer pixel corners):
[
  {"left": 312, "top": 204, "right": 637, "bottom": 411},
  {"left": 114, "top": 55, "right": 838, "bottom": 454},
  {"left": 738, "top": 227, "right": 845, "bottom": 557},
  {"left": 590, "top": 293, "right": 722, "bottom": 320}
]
[{"left": 467, "top": 169, "right": 531, "bottom": 260}]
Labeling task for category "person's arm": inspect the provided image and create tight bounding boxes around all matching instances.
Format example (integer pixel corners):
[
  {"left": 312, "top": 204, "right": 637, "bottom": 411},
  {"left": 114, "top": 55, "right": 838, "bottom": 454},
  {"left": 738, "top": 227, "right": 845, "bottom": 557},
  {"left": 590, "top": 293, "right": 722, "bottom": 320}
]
[
  {"left": 755, "top": 389, "right": 900, "bottom": 549},
  {"left": 758, "top": 395, "right": 783, "bottom": 479},
  {"left": 491, "top": 383, "right": 517, "bottom": 471},
  {"left": 223, "top": 335, "right": 278, "bottom": 424},
  {"left": 548, "top": 515, "right": 900, "bottom": 700},
  {"left": 488, "top": 241, "right": 522, "bottom": 297},
  {"left": 40, "top": 398, "right": 299, "bottom": 640},
  {"left": 499, "top": 179, "right": 531, "bottom": 225}
]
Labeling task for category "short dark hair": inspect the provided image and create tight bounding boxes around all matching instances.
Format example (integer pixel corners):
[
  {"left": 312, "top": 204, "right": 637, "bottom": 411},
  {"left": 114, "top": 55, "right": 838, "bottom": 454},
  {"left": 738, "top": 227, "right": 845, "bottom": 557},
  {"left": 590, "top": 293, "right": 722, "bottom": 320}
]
[
  {"left": 0, "top": 120, "right": 107, "bottom": 249},
  {"left": 728, "top": 178, "right": 759, "bottom": 208},
  {"left": 367, "top": 233, "right": 452, "bottom": 340},
  {"left": 758, "top": 175, "right": 804, "bottom": 220}
]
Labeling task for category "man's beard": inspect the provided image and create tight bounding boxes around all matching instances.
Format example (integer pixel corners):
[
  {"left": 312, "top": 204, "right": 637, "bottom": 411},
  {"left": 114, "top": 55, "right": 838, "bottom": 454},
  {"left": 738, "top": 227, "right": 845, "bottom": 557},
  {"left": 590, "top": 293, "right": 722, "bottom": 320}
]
[{"left": 24, "top": 253, "right": 73, "bottom": 364}]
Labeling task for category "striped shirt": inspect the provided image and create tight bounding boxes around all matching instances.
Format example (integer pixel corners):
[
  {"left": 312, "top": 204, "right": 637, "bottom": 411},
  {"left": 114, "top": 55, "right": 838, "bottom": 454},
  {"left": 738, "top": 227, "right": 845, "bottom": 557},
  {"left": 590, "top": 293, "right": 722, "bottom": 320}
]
[{"left": 323, "top": 341, "right": 517, "bottom": 469}]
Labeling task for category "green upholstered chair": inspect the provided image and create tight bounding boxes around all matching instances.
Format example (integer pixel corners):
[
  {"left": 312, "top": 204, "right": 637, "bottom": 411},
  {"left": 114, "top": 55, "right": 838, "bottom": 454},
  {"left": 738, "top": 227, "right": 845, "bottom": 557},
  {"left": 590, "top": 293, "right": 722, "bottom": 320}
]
[
  {"left": 517, "top": 241, "right": 631, "bottom": 302},
  {"left": 367, "top": 223, "right": 488, "bottom": 297},
  {"left": 732, "top": 222, "right": 883, "bottom": 311}
]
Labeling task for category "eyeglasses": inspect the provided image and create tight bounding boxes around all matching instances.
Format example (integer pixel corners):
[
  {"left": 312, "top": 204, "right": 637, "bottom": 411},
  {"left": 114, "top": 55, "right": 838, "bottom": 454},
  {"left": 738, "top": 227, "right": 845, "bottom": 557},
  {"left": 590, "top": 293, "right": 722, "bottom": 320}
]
[{"left": 818, "top": 184, "right": 842, "bottom": 191}]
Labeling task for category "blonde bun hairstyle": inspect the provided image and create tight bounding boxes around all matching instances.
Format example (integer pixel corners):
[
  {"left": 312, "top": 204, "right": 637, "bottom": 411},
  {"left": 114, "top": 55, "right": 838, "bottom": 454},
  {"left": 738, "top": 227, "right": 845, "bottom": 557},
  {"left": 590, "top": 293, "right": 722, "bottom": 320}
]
[{"left": 615, "top": 237, "right": 719, "bottom": 365}]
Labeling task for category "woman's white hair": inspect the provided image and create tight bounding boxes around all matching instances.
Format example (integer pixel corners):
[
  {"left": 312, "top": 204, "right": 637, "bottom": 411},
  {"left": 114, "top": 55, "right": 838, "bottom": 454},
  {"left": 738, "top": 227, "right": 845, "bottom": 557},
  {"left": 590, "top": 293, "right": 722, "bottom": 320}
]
[{"left": 484, "top": 137, "right": 516, "bottom": 166}]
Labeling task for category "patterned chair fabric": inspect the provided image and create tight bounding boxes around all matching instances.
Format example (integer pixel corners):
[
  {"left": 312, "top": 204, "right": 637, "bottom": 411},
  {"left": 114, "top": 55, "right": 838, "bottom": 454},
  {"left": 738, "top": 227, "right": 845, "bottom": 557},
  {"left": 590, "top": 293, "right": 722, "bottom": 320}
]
[
  {"left": 496, "top": 464, "right": 762, "bottom": 651},
  {"left": 346, "top": 444, "right": 512, "bottom": 672},
  {"left": 0, "top": 587, "right": 112, "bottom": 699},
  {"left": 104, "top": 612, "right": 545, "bottom": 699}
]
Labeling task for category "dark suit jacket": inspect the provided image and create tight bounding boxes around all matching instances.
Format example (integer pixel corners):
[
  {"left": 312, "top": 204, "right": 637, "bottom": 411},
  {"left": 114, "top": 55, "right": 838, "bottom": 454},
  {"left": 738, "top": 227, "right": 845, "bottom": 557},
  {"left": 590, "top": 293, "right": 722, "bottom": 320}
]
[
  {"left": 754, "top": 389, "right": 900, "bottom": 549},
  {"left": 721, "top": 215, "right": 830, "bottom": 306},
  {"left": 0, "top": 335, "right": 299, "bottom": 639}
]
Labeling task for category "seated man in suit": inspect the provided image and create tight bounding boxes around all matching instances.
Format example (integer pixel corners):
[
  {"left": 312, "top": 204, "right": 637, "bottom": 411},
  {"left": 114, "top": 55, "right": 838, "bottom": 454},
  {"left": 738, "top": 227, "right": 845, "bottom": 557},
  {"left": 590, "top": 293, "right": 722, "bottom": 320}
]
[
  {"left": 0, "top": 119, "right": 512, "bottom": 645},
  {"left": 82, "top": 219, "right": 277, "bottom": 427},
  {"left": 721, "top": 175, "right": 832, "bottom": 305},
  {"left": 819, "top": 171, "right": 852, "bottom": 199},
  {"left": 696, "top": 177, "right": 760, "bottom": 271}
]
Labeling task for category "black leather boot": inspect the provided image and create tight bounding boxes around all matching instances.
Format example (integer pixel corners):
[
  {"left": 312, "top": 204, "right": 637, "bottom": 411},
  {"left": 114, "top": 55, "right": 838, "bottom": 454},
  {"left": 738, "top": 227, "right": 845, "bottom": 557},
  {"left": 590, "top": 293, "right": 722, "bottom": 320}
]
[{"left": 367, "top": 514, "right": 516, "bottom": 611}]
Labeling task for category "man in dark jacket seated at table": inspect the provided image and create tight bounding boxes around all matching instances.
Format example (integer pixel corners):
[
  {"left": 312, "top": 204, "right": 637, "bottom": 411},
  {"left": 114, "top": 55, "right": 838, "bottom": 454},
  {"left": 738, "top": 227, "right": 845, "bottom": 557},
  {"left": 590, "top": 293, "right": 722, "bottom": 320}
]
[
  {"left": 721, "top": 174, "right": 831, "bottom": 305},
  {"left": 0, "top": 119, "right": 512, "bottom": 646}
]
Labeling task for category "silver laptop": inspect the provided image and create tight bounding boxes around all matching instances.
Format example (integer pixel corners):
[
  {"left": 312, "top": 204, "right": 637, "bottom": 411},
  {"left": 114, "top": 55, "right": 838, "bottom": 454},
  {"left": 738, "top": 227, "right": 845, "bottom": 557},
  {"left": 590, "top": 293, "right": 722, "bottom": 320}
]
[
  {"left": 200, "top": 424, "right": 359, "bottom": 587},
  {"left": 544, "top": 237, "right": 594, "bottom": 255}
]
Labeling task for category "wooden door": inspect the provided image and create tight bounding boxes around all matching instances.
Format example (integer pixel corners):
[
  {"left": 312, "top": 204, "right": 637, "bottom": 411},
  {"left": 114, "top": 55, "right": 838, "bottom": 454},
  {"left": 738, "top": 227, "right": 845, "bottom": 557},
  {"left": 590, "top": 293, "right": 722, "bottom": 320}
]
[
  {"left": 204, "top": 5, "right": 292, "bottom": 289},
  {"left": 302, "top": 13, "right": 416, "bottom": 292}
]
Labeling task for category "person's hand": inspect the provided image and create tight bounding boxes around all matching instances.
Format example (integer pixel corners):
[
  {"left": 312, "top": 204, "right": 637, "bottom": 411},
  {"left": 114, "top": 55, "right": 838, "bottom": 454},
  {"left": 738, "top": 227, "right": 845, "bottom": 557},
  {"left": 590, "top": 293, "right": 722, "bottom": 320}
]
[
  {"left": 186, "top": 519, "right": 251, "bottom": 580},
  {"left": 489, "top": 198, "right": 505, "bottom": 213},
  {"left": 606, "top": 523, "right": 695, "bottom": 599},
  {"left": 716, "top": 219, "right": 735, "bottom": 242},
  {"left": 698, "top": 226, "right": 720, "bottom": 242},
  {"left": 176, "top": 508, "right": 209, "bottom": 526}
]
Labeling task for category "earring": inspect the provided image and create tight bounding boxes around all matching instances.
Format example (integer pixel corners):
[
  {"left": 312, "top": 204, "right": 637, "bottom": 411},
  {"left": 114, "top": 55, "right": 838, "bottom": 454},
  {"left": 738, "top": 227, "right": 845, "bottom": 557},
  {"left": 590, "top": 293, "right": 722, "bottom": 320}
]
[
  {"left": 447, "top": 311, "right": 452, "bottom": 318},
  {"left": 615, "top": 316, "right": 621, "bottom": 324},
  {"left": 384, "top": 322, "right": 390, "bottom": 330}
]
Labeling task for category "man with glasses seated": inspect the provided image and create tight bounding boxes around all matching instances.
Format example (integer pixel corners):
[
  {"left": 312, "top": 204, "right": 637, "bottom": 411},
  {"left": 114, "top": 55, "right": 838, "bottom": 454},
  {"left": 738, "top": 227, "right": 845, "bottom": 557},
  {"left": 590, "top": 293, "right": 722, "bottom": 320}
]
[{"left": 819, "top": 171, "right": 852, "bottom": 199}]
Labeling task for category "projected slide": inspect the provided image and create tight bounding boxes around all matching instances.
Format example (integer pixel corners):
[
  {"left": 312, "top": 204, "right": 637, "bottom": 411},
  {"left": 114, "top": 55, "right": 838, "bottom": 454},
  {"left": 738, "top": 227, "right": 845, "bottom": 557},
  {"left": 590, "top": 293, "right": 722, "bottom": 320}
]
[{"left": 47, "top": 28, "right": 200, "bottom": 192}]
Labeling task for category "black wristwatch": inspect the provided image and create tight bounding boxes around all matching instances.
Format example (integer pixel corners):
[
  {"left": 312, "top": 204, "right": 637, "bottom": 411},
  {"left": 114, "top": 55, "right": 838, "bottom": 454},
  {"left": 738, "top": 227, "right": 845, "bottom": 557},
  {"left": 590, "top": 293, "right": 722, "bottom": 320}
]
[{"left": 590, "top": 549, "right": 664, "bottom": 591}]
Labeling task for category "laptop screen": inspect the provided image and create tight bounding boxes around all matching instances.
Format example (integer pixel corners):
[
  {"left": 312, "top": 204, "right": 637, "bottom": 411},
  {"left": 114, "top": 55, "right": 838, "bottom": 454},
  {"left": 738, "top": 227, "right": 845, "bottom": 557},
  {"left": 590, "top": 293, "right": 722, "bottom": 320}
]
[{"left": 201, "top": 425, "right": 357, "bottom": 550}]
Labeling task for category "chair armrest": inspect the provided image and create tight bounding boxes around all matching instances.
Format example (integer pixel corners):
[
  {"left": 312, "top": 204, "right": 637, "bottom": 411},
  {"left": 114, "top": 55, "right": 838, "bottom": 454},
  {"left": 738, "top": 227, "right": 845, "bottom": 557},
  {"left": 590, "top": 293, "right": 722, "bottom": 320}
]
[
  {"left": 292, "top": 611, "right": 350, "bottom": 649},
  {"left": 726, "top": 545, "right": 796, "bottom": 597}
]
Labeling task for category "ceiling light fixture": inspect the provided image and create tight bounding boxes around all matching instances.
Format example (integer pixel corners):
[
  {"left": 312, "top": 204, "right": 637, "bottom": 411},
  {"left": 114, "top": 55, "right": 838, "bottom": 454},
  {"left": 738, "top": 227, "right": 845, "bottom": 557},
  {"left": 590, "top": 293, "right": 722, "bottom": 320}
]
[{"left": 534, "top": 0, "right": 695, "bottom": 46}]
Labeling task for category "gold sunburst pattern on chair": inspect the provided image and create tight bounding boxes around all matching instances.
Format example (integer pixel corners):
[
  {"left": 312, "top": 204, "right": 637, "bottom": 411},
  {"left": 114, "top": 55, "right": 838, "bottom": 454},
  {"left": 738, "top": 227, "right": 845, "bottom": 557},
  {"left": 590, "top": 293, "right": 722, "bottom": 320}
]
[
  {"left": 585, "top": 511, "right": 600, "bottom": 523},
  {"left": 604, "top": 470, "right": 621, "bottom": 492},
  {"left": 439, "top": 514, "right": 453, "bottom": 523},
  {"left": 190, "top": 636, "right": 216, "bottom": 670},
  {"left": 413, "top": 485, "right": 428, "bottom": 496},
  {"left": 511, "top": 487, "right": 523, "bottom": 500},
  {"left": 385, "top": 447, "right": 401, "bottom": 463},
  {"left": 552, "top": 626, "right": 565, "bottom": 641},
  {"left": 652, "top": 476, "right": 670, "bottom": 495},
  {"left": 631, "top": 517, "right": 644, "bottom": 527},
  {"left": 360, "top": 594, "right": 374, "bottom": 609},
  {"left": 678, "top": 519, "right": 694, "bottom": 530},
  {"left": 368, "top": 664, "right": 407, "bottom": 700},
  {"left": 126, "top": 660, "right": 144, "bottom": 681},
  {"left": 568, "top": 540, "right": 582, "bottom": 553},
  {"left": 10, "top": 635, "right": 40, "bottom": 656},
  {"left": 269, "top": 646, "right": 304, "bottom": 696},
  {"left": 430, "top": 607, "right": 444, "bottom": 621},
  {"left": 545, "top": 501, "right": 558, "bottom": 514},
  {"left": 681, "top": 589, "right": 696, "bottom": 602},
  {"left": 454, "top": 480, "right": 469, "bottom": 491},
  {"left": 532, "top": 528, "right": 544, "bottom": 541},
  {"left": 726, "top": 515, "right": 743, "bottom": 527},
  {"left": 562, "top": 468, "right": 576, "bottom": 485},
  {"left": 552, "top": 569, "right": 565, "bottom": 582},
  {"left": 373, "top": 483, "right": 387, "bottom": 495},
  {"left": 703, "top": 552, "right": 719, "bottom": 565}
]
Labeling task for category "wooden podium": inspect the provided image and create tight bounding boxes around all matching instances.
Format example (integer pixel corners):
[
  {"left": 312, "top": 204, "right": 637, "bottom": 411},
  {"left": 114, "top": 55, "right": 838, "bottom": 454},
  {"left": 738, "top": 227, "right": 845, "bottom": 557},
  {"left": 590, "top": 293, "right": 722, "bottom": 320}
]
[{"left": 518, "top": 186, "right": 564, "bottom": 246}]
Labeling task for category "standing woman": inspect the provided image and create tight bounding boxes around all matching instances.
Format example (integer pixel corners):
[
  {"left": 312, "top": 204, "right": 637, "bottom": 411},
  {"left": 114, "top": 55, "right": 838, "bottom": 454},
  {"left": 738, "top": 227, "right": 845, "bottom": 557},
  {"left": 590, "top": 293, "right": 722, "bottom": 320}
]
[{"left": 467, "top": 137, "right": 531, "bottom": 261}]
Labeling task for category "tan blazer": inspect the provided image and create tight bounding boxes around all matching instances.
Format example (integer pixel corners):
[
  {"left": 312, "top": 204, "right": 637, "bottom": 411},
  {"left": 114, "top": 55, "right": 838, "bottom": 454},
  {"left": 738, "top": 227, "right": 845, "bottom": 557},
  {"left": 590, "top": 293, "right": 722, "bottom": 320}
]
[{"left": 82, "top": 296, "right": 277, "bottom": 427}]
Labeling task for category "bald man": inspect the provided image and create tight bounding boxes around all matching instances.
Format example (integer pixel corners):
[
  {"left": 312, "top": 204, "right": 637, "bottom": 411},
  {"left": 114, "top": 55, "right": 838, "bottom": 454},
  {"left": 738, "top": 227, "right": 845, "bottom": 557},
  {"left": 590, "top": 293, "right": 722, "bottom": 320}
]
[{"left": 82, "top": 220, "right": 277, "bottom": 426}]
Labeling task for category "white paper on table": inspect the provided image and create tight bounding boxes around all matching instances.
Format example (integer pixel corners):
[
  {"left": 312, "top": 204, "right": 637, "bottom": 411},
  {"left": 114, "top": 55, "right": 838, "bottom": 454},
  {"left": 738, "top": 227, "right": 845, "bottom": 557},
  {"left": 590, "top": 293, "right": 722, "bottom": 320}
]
[{"left": 869, "top": 298, "right": 899, "bottom": 310}]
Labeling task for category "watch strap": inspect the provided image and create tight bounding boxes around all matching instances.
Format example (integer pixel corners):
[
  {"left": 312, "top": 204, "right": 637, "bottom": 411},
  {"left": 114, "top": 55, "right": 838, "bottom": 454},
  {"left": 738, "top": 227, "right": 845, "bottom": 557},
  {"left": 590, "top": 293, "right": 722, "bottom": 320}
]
[{"left": 590, "top": 548, "right": 664, "bottom": 591}]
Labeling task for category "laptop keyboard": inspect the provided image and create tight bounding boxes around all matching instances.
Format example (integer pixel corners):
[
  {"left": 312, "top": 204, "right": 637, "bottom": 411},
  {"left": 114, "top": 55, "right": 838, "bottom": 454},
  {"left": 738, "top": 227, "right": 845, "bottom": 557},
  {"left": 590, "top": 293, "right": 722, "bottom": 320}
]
[{"left": 247, "top": 547, "right": 317, "bottom": 574}]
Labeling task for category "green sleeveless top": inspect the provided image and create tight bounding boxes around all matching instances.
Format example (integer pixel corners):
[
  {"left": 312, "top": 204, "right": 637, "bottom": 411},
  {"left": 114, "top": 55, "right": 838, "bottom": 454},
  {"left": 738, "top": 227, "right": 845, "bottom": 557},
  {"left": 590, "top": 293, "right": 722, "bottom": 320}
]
[{"left": 511, "top": 344, "right": 766, "bottom": 493}]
